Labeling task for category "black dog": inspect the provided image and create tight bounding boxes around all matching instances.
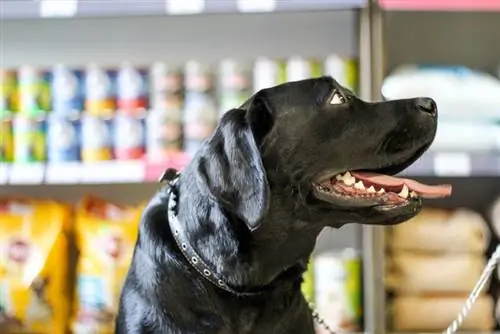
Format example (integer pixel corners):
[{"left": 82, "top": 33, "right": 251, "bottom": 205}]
[{"left": 116, "top": 76, "right": 451, "bottom": 334}]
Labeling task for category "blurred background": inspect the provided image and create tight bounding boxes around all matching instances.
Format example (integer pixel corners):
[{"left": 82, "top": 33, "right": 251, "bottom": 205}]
[{"left": 1, "top": 0, "right": 500, "bottom": 333}]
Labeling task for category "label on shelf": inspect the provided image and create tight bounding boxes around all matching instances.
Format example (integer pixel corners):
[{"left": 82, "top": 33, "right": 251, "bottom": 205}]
[
  {"left": 237, "top": 0, "right": 277, "bottom": 12},
  {"left": 9, "top": 163, "right": 45, "bottom": 184},
  {"left": 165, "top": 0, "right": 205, "bottom": 14},
  {"left": 433, "top": 153, "right": 471, "bottom": 176},
  {"left": 40, "top": 0, "right": 78, "bottom": 18},
  {"left": 81, "top": 161, "right": 144, "bottom": 183},
  {"left": 0, "top": 164, "right": 10, "bottom": 185},
  {"left": 45, "top": 162, "right": 82, "bottom": 184}
]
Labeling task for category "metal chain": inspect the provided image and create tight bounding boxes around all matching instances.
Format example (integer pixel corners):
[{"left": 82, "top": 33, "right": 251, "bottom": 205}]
[
  {"left": 307, "top": 244, "right": 500, "bottom": 334},
  {"left": 442, "top": 243, "right": 500, "bottom": 334}
]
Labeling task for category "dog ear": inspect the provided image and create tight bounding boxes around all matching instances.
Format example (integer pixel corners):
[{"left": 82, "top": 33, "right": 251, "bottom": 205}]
[{"left": 195, "top": 106, "right": 271, "bottom": 232}]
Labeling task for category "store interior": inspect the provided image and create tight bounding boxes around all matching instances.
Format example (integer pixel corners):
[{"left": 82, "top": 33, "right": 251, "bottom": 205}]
[{"left": 1, "top": 0, "right": 500, "bottom": 333}]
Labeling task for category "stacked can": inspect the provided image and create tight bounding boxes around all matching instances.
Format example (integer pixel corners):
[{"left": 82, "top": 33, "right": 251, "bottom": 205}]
[
  {"left": 183, "top": 61, "right": 218, "bottom": 156},
  {"left": 217, "top": 59, "right": 253, "bottom": 118},
  {"left": 13, "top": 115, "right": 47, "bottom": 163},
  {"left": 253, "top": 57, "right": 287, "bottom": 93},
  {"left": 116, "top": 63, "right": 149, "bottom": 115},
  {"left": 0, "top": 70, "right": 17, "bottom": 162},
  {"left": 314, "top": 249, "right": 362, "bottom": 333},
  {"left": 81, "top": 113, "right": 113, "bottom": 162},
  {"left": 324, "top": 55, "right": 358, "bottom": 93},
  {"left": 17, "top": 65, "right": 51, "bottom": 116},
  {"left": 286, "top": 56, "right": 323, "bottom": 82},
  {"left": 47, "top": 64, "right": 84, "bottom": 162},
  {"left": 84, "top": 64, "right": 117, "bottom": 117},
  {"left": 147, "top": 62, "right": 185, "bottom": 161},
  {"left": 113, "top": 63, "right": 149, "bottom": 160}
]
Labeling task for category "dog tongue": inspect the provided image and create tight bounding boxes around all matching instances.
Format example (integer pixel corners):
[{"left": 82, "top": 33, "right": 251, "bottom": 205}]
[{"left": 350, "top": 172, "right": 452, "bottom": 198}]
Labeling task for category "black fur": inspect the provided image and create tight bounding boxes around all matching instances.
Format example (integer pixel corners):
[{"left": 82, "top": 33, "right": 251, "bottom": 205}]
[{"left": 116, "top": 76, "right": 438, "bottom": 334}]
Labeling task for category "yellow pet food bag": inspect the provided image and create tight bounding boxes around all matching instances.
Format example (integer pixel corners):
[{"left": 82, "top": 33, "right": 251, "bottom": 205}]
[
  {"left": 0, "top": 199, "right": 72, "bottom": 334},
  {"left": 72, "top": 196, "right": 140, "bottom": 334}
]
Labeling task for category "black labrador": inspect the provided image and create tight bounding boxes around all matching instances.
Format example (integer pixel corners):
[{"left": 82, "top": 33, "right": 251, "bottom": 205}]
[{"left": 116, "top": 76, "right": 451, "bottom": 334}]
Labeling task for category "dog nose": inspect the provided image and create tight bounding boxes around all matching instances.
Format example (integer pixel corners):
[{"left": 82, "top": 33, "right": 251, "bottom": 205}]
[{"left": 415, "top": 97, "right": 437, "bottom": 116}]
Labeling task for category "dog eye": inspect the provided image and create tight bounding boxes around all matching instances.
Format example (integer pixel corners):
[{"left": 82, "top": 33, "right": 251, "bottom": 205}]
[{"left": 329, "top": 92, "right": 346, "bottom": 105}]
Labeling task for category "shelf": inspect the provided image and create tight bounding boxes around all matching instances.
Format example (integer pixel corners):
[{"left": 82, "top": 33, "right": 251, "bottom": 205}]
[
  {"left": 0, "top": 0, "right": 367, "bottom": 20},
  {"left": 0, "top": 153, "right": 190, "bottom": 185},
  {"left": 1, "top": 151, "right": 498, "bottom": 185},
  {"left": 379, "top": 0, "right": 500, "bottom": 11}
]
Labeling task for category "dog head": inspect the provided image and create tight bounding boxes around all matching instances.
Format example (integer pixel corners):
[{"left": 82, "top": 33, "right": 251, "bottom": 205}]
[{"left": 194, "top": 76, "right": 451, "bottom": 232}]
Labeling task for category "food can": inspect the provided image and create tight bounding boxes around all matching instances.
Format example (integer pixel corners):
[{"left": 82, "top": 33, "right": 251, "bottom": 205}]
[
  {"left": 301, "top": 259, "right": 315, "bottom": 304},
  {"left": 84, "top": 64, "right": 117, "bottom": 117},
  {"left": 253, "top": 57, "right": 286, "bottom": 92},
  {"left": 51, "top": 64, "right": 85, "bottom": 115},
  {"left": 116, "top": 63, "right": 149, "bottom": 115},
  {"left": 0, "top": 114, "right": 14, "bottom": 162},
  {"left": 17, "top": 65, "right": 51, "bottom": 116},
  {"left": 183, "top": 61, "right": 218, "bottom": 156},
  {"left": 149, "top": 62, "right": 184, "bottom": 112},
  {"left": 1, "top": 70, "right": 19, "bottom": 114},
  {"left": 13, "top": 114, "right": 47, "bottom": 163},
  {"left": 47, "top": 112, "right": 81, "bottom": 162},
  {"left": 218, "top": 59, "right": 253, "bottom": 118},
  {"left": 313, "top": 248, "right": 362, "bottom": 332},
  {"left": 324, "top": 55, "right": 358, "bottom": 92},
  {"left": 112, "top": 112, "right": 146, "bottom": 160},
  {"left": 286, "top": 56, "right": 323, "bottom": 82},
  {"left": 146, "top": 108, "right": 183, "bottom": 161},
  {"left": 81, "top": 113, "right": 113, "bottom": 162}
]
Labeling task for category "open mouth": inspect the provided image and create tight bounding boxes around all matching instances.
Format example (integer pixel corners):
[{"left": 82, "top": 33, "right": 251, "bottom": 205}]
[{"left": 314, "top": 170, "right": 452, "bottom": 207}]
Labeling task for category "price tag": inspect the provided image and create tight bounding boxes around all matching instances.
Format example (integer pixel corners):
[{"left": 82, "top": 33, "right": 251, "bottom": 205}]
[
  {"left": 40, "top": 0, "right": 78, "bottom": 18},
  {"left": 433, "top": 153, "right": 471, "bottom": 176},
  {"left": 81, "top": 161, "right": 144, "bottom": 183},
  {"left": 0, "top": 164, "right": 10, "bottom": 184},
  {"left": 165, "top": 0, "right": 205, "bottom": 14},
  {"left": 237, "top": 0, "right": 276, "bottom": 12},
  {"left": 45, "top": 162, "right": 82, "bottom": 184},
  {"left": 9, "top": 163, "right": 45, "bottom": 184}
]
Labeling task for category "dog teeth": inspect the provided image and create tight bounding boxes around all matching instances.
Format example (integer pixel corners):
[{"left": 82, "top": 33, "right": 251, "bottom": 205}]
[
  {"left": 340, "top": 171, "right": 356, "bottom": 186},
  {"left": 398, "top": 185, "right": 409, "bottom": 198},
  {"left": 354, "top": 181, "right": 365, "bottom": 190},
  {"left": 410, "top": 191, "right": 418, "bottom": 198},
  {"left": 367, "top": 186, "right": 376, "bottom": 193},
  {"left": 377, "top": 188, "right": 386, "bottom": 194}
]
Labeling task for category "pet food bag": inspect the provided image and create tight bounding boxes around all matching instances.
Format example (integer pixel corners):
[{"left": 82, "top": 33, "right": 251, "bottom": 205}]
[
  {"left": 72, "top": 196, "right": 140, "bottom": 334},
  {"left": 390, "top": 295, "right": 495, "bottom": 331},
  {"left": 0, "top": 198, "right": 72, "bottom": 334}
]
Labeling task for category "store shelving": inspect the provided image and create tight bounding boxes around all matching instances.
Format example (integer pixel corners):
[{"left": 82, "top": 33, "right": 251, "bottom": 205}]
[
  {"left": 3, "top": 1, "right": 500, "bottom": 333},
  {"left": 1, "top": 0, "right": 367, "bottom": 20}
]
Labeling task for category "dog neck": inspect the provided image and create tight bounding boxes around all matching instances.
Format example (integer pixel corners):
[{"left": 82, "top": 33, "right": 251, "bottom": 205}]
[{"left": 169, "top": 171, "right": 322, "bottom": 296}]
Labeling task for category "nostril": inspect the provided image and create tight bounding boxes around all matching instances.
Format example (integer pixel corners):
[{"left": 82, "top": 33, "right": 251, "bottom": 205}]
[{"left": 416, "top": 98, "right": 437, "bottom": 116}]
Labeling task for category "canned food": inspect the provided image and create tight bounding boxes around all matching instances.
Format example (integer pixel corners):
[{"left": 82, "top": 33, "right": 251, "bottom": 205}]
[
  {"left": 183, "top": 61, "right": 218, "bottom": 156},
  {"left": 116, "top": 63, "right": 149, "bottom": 115},
  {"left": 17, "top": 65, "right": 51, "bottom": 116},
  {"left": 146, "top": 108, "right": 183, "bottom": 161},
  {"left": 313, "top": 249, "right": 362, "bottom": 332},
  {"left": 149, "top": 62, "right": 184, "bottom": 111},
  {"left": 0, "top": 115, "right": 14, "bottom": 162},
  {"left": 301, "top": 259, "right": 315, "bottom": 304},
  {"left": 286, "top": 56, "right": 323, "bottom": 82},
  {"left": 253, "top": 57, "right": 286, "bottom": 92},
  {"left": 13, "top": 114, "right": 47, "bottom": 163},
  {"left": 218, "top": 59, "right": 252, "bottom": 117},
  {"left": 324, "top": 55, "right": 358, "bottom": 92},
  {"left": 84, "top": 64, "right": 117, "bottom": 117},
  {"left": 112, "top": 112, "right": 146, "bottom": 160},
  {"left": 47, "top": 112, "right": 81, "bottom": 162},
  {"left": 51, "top": 64, "right": 85, "bottom": 115},
  {"left": 81, "top": 113, "right": 113, "bottom": 162},
  {"left": 1, "top": 70, "right": 18, "bottom": 113}
]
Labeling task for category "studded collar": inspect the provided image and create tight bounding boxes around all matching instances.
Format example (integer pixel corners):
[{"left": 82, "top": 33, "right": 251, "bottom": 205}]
[{"left": 161, "top": 168, "right": 266, "bottom": 297}]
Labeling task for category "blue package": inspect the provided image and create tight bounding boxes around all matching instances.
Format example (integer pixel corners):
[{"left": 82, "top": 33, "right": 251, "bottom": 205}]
[{"left": 47, "top": 113, "right": 81, "bottom": 162}]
